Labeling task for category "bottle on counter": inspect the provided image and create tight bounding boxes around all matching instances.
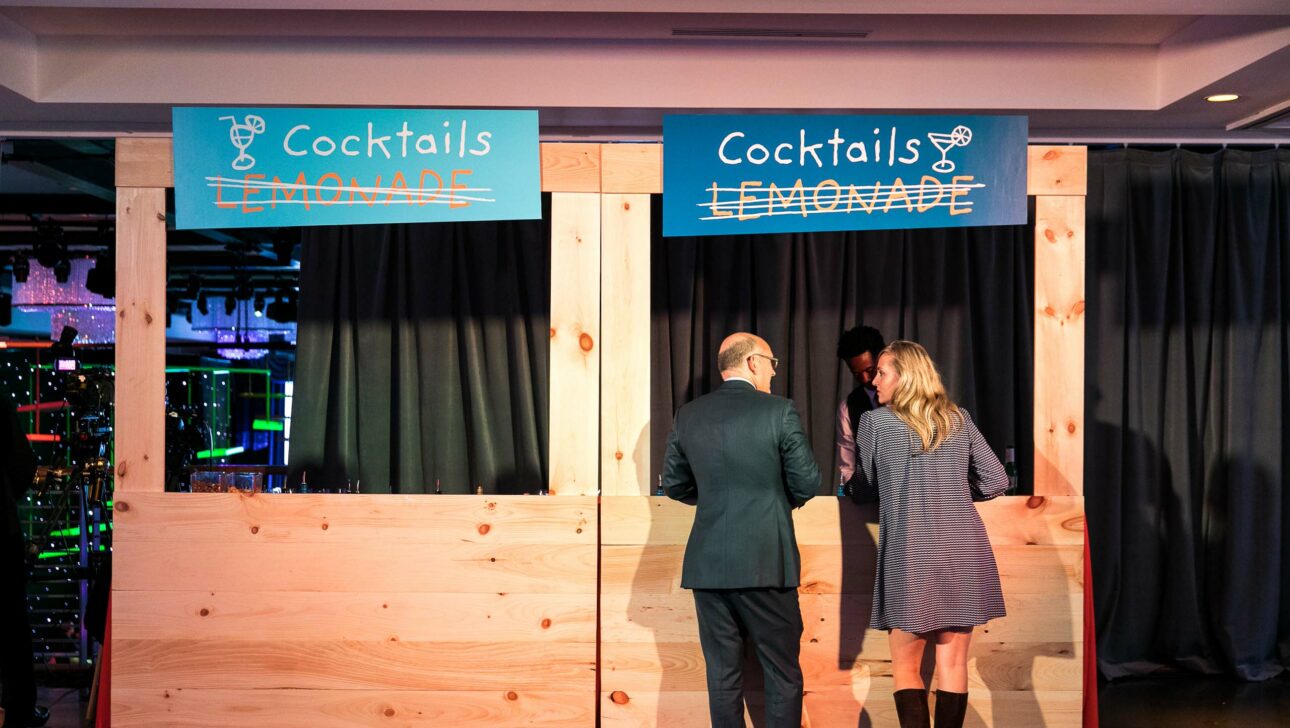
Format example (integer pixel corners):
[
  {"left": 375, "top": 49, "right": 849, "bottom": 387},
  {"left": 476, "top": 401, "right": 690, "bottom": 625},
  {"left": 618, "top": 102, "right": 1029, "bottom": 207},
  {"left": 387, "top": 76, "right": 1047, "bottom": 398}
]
[
  {"left": 836, "top": 471, "right": 847, "bottom": 498},
  {"left": 298, "top": 470, "right": 310, "bottom": 494},
  {"left": 475, "top": 484, "right": 484, "bottom": 495},
  {"left": 434, "top": 478, "right": 442, "bottom": 495},
  {"left": 655, "top": 474, "right": 665, "bottom": 497}
]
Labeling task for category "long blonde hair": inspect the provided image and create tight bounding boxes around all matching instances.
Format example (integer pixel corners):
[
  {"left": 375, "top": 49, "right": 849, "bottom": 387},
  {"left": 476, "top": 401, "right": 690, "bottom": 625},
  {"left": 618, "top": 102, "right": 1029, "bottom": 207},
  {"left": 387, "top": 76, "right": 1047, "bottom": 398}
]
[{"left": 881, "top": 340, "right": 963, "bottom": 453}]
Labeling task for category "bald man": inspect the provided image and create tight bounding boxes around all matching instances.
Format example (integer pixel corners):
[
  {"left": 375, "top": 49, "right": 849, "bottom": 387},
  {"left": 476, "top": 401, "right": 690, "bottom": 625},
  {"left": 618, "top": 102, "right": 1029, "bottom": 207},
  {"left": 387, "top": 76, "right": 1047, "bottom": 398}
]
[{"left": 662, "top": 332, "right": 820, "bottom": 728}]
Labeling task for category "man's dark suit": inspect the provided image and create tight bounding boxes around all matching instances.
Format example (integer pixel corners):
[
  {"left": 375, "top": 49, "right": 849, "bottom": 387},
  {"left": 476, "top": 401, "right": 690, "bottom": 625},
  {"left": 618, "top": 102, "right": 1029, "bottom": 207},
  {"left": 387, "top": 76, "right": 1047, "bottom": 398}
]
[
  {"left": 662, "top": 379, "right": 820, "bottom": 728},
  {"left": 1, "top": 402, "right": 39, "bottom": 727}
]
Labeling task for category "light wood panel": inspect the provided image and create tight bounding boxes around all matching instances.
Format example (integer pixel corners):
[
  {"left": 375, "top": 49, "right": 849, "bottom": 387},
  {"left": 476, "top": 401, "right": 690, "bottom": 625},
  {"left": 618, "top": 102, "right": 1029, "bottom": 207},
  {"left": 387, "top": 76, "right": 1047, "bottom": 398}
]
[
  {"left": 114, "top": 186, "right": 167, "bottom": 493},
  {"left": 601, "top": 143, "right": 662, "bottom": 194},
  {"left": 599, "top": 496, "right": 1083, "bottom": 727},
  {"left": 549, "top": 192, "right": 602, "bottom": 495},
  {"left": 114, "top": 689, "right": 594, "bottom": 728},
  {"left": 600, "top": 193, "right": 652, "bottom": 495},
  {"left": 1027, "top": 146, "right": 1088, "bottom": 196},
  {"left": 1034, "top": 195, "right": 1086, "bottom": 496},
  {"left": 115, "top": 138, "right": 174, "bottom": 188},
  {"left": 112, "top": 492, "right": 595, "bottom": 544},
  {"left": 113, "top": 496, "right": 598, "bottom": 726},
  {"left": 112, "top": 591, "right": 596, "bottom": 642},
  {"left": 542, "top": 142, "right": 601, "bottom": 192}
]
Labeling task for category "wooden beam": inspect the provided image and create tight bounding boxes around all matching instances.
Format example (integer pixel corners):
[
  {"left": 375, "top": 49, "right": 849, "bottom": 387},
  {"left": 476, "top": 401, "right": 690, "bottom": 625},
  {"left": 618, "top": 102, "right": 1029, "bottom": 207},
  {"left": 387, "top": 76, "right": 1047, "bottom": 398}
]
[
  {"left": 1033, "top": 194, "right": 1086, "bottom": 496},
  {"left": 549, "top": 193, "right": 601, "bottom": 495},
  {"left": 542, "top": 143, "right": 601, "bottom": 193},
  {"left": 1027, "top": 145, "right": 1087, "bottom": 196},
  {"left": 600, "top": 144, "right": 662, "bottom": 194},
  {"left": 600, "top": 193, "right": 651, "bottom": 496},
  {"left": 114, "top": 186, "right": 167, "bottom": 492},
  {"left": 115, "top": 138, "right": 174, "bottom": 188}
]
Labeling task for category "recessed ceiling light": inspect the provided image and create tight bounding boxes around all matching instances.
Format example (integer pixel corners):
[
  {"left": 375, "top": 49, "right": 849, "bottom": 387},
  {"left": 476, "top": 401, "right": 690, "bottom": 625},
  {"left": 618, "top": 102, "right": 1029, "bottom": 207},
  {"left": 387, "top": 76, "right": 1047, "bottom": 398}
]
[{"left": 1206, "top": 94, "right": 1240, "bottom": 103}]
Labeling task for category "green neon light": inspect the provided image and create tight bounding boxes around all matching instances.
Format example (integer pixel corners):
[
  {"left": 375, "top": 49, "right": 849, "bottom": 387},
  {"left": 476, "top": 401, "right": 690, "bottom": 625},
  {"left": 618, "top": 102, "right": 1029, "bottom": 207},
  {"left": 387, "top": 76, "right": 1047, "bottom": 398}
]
[
  {"left": 252, "top": 419, "right": 284, "bottom": 431},
  {"left": 38, "top": 546, "right": 108, "bottom": 560},
  {"left": 48, "top": 523, "right": 113, "bottom": 539},
  {"left": 195, "top": 446, "right": 245, "bottom": 459}
]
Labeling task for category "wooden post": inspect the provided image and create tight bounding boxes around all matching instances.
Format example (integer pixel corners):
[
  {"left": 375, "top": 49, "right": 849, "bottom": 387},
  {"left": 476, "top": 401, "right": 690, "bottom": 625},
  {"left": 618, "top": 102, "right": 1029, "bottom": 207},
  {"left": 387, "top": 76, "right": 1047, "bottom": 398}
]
[
  {"left": 113, "top": 139, "right": 171, "bottom": 492},
  {"left": 1028, "top": 146, "right": 1087, "bottom": 496},
  {"left": 549, "top": 192, "right": 602, "bottom": 496},
  {"left": 599, "top": 192, "right": 651, "bottom": 496}
]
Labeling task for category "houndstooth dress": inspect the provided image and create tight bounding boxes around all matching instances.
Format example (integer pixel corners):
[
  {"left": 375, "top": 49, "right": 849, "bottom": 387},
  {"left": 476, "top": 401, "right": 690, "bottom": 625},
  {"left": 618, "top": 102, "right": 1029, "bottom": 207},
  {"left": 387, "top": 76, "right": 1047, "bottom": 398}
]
[{"left": 850, "top": 406, "right": 1009, "bottom": 632}]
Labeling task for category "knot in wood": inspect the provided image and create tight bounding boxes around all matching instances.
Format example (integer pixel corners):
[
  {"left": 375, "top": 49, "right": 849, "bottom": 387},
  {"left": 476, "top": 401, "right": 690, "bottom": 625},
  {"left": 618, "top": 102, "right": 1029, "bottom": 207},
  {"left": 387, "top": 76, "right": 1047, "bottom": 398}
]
[
  {"left": 610, "top": 691, "right": 630, "bottom": 705},
  {"left": 541, "top": 618, "right": 552, "bottom": 629},
  {"left": 1043, "top": 150, "right": 1060, "bottom": 160},
  {"left": 1026, "top": 496, "right": 1046, "bottom": 509},
  {"left": 579, "top": 333, "right": 595, "bottom": 352},
  {"left": 250, "top": 526, "right": 260, "bottom": 534},
  {"left": 478, "top": 523, "right": 491, "bottom": 535},
  {"left": 614, "top": 451, "right": 624, "bottom": 460},
  {"left": 384, "top": 708, "right": 396, "bottom": 717},
  {"left": 199, "top": 608, "right": 210, "bottom": 617},
  {"left": 506, "top": 691, "right": 519, "bottom": 701},
  {"left": 116, "top": 500, "right": 130, "bottom": 512}
]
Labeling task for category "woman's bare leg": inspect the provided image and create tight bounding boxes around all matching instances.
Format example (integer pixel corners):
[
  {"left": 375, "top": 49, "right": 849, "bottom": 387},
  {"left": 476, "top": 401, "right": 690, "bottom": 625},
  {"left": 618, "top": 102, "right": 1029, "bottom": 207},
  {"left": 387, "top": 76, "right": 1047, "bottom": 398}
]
[
  {"left": 930, "top": 627, "right": 974, "bottom": 693},
  {"left": 889, "top": 628, "right": 930, "bottom": 691}
]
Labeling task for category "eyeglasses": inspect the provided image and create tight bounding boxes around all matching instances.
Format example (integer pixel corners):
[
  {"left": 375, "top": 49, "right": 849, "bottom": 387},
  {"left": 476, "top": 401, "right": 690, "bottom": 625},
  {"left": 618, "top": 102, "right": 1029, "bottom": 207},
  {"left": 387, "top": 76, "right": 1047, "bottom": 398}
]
[{"left": 750, "top": 353, "right": 779, "bottom": 370}]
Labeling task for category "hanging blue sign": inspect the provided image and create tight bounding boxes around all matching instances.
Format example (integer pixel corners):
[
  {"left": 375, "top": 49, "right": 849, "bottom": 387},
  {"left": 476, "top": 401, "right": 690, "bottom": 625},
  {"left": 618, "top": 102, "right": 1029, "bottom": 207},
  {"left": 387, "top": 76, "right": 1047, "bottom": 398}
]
[
  {"left": 172, "top": 107, "right": 540, "bottom": 230},
  {"left": 663, "top": 114, "right": 1027, "bottom": 237}
]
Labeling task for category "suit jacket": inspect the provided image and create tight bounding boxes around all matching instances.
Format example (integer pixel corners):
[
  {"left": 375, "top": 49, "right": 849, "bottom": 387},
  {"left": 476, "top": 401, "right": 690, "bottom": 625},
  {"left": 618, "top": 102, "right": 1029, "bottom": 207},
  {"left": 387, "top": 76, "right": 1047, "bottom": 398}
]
[{"left": 662, "top": 379, "right": 820, "bottom": 589}]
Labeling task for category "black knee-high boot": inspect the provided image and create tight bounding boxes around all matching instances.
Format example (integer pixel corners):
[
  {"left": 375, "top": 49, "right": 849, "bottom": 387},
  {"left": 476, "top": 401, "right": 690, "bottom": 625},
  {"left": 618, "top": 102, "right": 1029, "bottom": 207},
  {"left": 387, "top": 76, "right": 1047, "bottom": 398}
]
[
  {"left": 933, "top": 690, "right": 968, "bottom": 728},
  {"left": 893, "top": 688, "right": 930, "bottom": 728}
]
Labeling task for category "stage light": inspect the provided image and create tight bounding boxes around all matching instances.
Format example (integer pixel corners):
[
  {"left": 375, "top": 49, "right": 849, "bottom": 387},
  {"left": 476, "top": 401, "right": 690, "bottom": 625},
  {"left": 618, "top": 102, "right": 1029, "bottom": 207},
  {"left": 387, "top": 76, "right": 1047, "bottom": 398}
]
[
  {"left": 185, "top": 274, "right": 200, "bottom": 299},
  {"left": 84, "top": 255, "right": 114, "bottom": 298},
  {"left": 0, "top": 292, "right": 10, "bottom": 327},
  {"left": 12, "top": 253, "right": 29, "bottom": 283},
  {"left": 33, "top": 233, "right": 62, "bottom": 268},
  {"left": 253, "top": 293, "right": 265, "bottom": 318},
  {"left": 223, "top": 295, "right": 237, "bottom": 316},
  {"left": 266, "top": 293, "right": 297, "bottom": 323},
  {"left": 52, "top": 257, "right": 71, "bottom": 284},
  {"left": 1205, "top": 93, "right": 1240, "bottom": 103},
  {"left": 272, "top": 234, "right": 296, "bottom": 266},
  {"left": 235, "top": 277, "right": 253, "bottom": 301},
  {"left": 196, "top": 292, "right": 209, "bottom": 315}
]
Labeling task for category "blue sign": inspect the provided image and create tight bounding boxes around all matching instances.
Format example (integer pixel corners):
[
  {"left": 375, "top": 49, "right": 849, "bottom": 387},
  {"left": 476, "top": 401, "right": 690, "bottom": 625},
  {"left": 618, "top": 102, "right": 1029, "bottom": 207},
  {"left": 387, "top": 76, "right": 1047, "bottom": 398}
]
[
  {"left": 663, "top": 114, "right": 1027, "bottom": 237},
  {"left": 172, "top": 107, "right": 540, "bottom": 230}
]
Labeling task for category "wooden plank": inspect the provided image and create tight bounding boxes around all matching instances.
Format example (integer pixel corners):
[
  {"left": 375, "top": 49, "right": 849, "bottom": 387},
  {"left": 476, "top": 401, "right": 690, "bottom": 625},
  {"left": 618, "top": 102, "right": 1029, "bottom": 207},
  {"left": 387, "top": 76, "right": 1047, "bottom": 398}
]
[
  {"left": 602, "top": 686, "right": 1082, "bottom": 728},
  {"left": 601, "top": 543, "right": 1081, "bottom": 595},
  {"left": 601, "top": 592, "right": 1081, "bottom": 646},
  {"left": 601, "top": 143, "right": 662, "bottom": 194},
  {"left": 114, "top": 186, "right": 167, "bottom": 493},
  {"left": 112, "top": 493, "right": 596, "bottom": 544},
  {"left": 112, "top": 639, "right": 595, "bottom": 691},
  {"left": 601, "top": 641, "right": 1079, "bottom": 691},
  {"left": 114, "top": 540, "right": 597, "bottom": 593},
  {"left": 549, "top": 192, "right": 601, "bottom": 495},
  {"left": 1027, "top": 145, "right": 1088, "bottom": 196},
  {"left": 116, "top": 138, "right": 174, "bottom": 188},
  {"left": 601, "top": 496, "right": 1085, "bottom": 546},
  {"left": 113, "top": 591, "right": 595, "bottom": 642},
  {"left": 542, "top": 142, "right": 601, "bottom": 193},
  {"left": 113, "top": 689, "right": 594, "bottom": 728},
  {"left": 1034, "top": 196, "right": 1086, "bottom": 496},
  {"left": 600, "top": 193, "right": 652, "bottom": 496}
]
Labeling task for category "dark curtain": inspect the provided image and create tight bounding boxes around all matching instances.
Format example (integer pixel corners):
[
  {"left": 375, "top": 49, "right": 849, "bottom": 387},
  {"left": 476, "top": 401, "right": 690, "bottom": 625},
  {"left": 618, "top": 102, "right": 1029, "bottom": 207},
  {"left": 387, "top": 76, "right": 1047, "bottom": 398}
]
[
  {"left": 1086, "top": 147, "right": 1290, "bottom": 681},
  {"left": 291, "top": 199, "right": 550, "bottom": 494},
  {"left": 650, "top": 196, "right": 1034, "bottom": 493}
]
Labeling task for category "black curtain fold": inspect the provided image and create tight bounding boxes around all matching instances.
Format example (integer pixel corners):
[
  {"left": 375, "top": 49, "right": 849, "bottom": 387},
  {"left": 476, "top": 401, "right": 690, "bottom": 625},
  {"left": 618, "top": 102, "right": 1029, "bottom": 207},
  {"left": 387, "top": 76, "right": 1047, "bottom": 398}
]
[
  {"left": 1086, "top": 147, "right": 1290, "bottom": 681},
  {"left": 650, "top": 196, "right": 1035, "bottom": 493},
  {"left": 291, "top": 201, "right": 550, "bottom": 494}
]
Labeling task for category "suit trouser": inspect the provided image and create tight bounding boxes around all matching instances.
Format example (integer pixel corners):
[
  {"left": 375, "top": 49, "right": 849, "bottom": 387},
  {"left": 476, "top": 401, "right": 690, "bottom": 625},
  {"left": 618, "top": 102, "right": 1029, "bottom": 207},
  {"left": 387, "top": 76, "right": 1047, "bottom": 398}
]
[
  {"left": 0, "top": 530, "right": 36, "bottom": 725},
  {"left": 692, "top": 587, "right": 804, "bottom": 728}
]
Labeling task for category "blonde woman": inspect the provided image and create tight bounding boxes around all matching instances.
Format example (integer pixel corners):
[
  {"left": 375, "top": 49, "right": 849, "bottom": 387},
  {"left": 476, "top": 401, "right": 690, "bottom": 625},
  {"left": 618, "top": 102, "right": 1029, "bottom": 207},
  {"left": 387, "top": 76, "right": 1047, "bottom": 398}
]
[{"left": 846, "top": 340, "right": 1009, "bottom": 728}]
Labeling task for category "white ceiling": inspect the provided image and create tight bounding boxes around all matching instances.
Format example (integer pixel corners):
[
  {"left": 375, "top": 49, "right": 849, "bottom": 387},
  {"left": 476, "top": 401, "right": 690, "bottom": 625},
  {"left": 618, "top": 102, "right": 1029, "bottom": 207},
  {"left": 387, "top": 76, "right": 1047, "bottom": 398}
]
[{"left": 1, "top": 1, "right": 1289, "bottom": 141}]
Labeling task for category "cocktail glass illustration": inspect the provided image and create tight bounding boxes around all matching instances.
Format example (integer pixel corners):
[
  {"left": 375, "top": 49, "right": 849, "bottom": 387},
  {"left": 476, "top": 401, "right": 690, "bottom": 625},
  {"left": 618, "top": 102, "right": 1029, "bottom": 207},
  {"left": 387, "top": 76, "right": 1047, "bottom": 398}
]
[
  {"left": 926, "top": 125, "right": 973, "bottom": 173},
  {"left": 220, "top": 114, "right": 266, "bottom": 171}
]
